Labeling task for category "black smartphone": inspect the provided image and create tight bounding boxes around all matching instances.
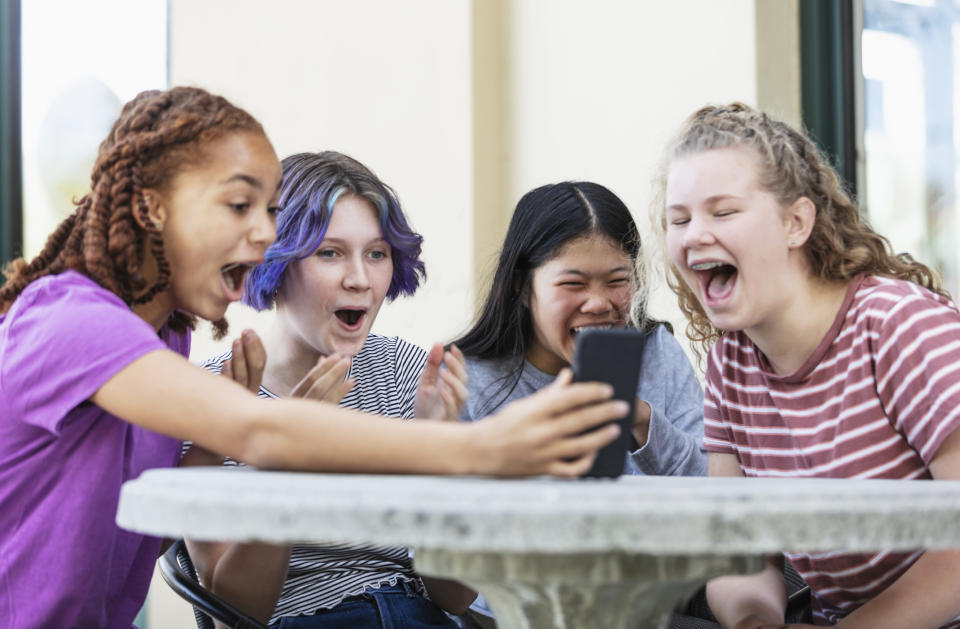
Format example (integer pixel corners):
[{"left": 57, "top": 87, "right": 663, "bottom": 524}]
[{"left": 572, "top": 328, "right": 646, "bottom": 478}]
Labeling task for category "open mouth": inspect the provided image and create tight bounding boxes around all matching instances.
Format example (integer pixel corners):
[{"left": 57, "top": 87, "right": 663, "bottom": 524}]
[
  {"left": 335, "top": 308, "right": 366, "bottom": 328},
  {"left": 570, "top": 323, "right": 616, "bottom": 338},
  {"left": 221, "top": 262, "right": 253, "bottom": 293},
  {"left": 691, "top": 261, "right": 738, "bottom": 303}
]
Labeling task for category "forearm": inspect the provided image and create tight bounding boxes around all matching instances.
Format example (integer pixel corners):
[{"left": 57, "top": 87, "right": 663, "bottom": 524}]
[
  {"left": 834, "top": 549, "right": 960, "bottom": 629},
  {"left": 706, "top": 557, "right": 786, "bottom": 628},
  {"left": 239, "top": 399, "right": 472, "bottom": 473}
]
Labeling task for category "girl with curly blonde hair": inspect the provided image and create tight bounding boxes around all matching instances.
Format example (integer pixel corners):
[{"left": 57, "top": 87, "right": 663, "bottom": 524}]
[{"left": 654, "top": 103, "right": 960, "bottom": 629}]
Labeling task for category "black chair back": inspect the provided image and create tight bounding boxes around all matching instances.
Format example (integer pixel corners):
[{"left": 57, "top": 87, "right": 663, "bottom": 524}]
[{"left": 158, "top": 539, "right": 269, "bottom": 629}]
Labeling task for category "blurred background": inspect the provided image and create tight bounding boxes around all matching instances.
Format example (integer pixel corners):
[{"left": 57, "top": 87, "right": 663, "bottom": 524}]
[{"left": 0, "top": 0, "right": 955, "bottom": 624}]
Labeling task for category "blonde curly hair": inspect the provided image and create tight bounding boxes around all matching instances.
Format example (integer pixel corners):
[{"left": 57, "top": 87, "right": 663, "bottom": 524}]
[{"left": 650, "top": 102, "right": 947, "bottom": 359}]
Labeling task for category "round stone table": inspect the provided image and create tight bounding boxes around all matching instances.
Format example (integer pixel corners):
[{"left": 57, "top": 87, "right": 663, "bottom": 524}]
[{"left": 117, "top": 469, "right": 960, "bottom": 629}]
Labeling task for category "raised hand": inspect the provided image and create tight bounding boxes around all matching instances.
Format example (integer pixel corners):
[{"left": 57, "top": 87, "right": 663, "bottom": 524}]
[
  {"left": 222, "top": 329, "right": 267, "bottom": 393},
  {"left": 289, "top": 354, "right": 355, "bottom": 404},
  {"left": 415, "top": 343, "right": 469, "bottom": 421}
]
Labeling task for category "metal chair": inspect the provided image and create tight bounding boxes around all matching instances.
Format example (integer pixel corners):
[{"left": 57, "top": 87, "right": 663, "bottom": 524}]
[{"left": 158, "top": 539, "right": 269, "bottom": 629}]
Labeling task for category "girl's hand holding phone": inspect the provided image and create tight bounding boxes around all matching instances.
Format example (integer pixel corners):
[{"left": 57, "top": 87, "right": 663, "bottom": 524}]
[{"left": 469, "top": 369, "right": 627, "bottom": 477}]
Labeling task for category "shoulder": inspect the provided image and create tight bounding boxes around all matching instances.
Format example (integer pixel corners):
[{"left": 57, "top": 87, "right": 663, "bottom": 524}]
[
  {"left": 852, "top": 276, "right": 960, "bottom": 332},
  {"left": 464, "top": 354, "right": 513, "bottom": 384},
  {"left": 12, "top": 270, "right": 126, "bottom": 313}
]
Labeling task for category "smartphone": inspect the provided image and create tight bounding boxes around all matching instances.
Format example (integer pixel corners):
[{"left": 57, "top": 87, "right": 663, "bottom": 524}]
[{"left": 572, "top": 328, "right": 646, "bottom": 478}]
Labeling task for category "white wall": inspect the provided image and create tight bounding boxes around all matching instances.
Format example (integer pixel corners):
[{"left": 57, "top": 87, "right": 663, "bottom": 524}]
[{"left": 169, "top": 0, "right": 476, "bottom": 362}]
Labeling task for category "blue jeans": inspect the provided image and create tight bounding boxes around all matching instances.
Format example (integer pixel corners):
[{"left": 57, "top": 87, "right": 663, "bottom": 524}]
[{"left": 270, "top": 581, "right": 458, "bottom": 629}]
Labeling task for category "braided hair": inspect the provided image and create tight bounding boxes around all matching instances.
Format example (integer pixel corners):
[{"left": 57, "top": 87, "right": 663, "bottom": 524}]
[
  {"left": 0, "top": 87, "right": 265, "bottom": 337},
  {"left": 651, "top": 102, "right": 947, "bottom": 358}
]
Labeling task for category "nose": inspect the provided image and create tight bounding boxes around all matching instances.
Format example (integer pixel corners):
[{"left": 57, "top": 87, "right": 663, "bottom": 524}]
[
  {"left": 342, "top": 254, "right": 371, "bottom": 291},
  {"left": 681, "top": 214, "right": 715, "bottom": 249},
  {"left": 250, "top": 207, "right": 276, "bottom": 250},
  {"left": 580, "top": 291, "right": 612, "bottom": 315}
]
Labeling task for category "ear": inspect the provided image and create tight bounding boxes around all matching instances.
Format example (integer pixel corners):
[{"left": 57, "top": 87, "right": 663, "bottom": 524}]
[
  {"left": 134, "top": 188, "right": 168, "bottom": 232},
  {"left": 783, "top": 196, "right": 816, "bottom": 249}
]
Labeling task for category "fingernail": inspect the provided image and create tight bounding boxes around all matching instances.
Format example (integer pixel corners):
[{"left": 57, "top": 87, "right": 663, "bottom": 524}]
[{"left": 242, "top": 329, "right": 253, "bottom": 342}]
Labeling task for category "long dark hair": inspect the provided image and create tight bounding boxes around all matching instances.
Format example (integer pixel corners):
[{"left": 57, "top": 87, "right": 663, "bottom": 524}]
[{"left": 452, "top": 181, "right": 656, "bottom": 412}]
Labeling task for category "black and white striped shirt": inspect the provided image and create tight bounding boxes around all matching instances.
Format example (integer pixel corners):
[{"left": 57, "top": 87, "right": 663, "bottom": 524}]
[{"left": 199, "top": 334, "right": 429, "bottom": 622}]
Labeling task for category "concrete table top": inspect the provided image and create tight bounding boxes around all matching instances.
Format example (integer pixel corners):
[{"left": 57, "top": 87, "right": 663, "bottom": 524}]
[{"left": 117, "top": 469, "right": 960, "bottom": 628}]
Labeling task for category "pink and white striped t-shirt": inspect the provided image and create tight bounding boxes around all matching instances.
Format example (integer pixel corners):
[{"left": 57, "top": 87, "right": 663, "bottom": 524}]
[{"left": 704, "top": 274, "right": 960, "bottom": 626}]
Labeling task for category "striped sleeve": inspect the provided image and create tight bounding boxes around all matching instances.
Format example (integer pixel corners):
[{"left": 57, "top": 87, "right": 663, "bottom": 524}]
[
  {"left": 703, "top": 341, "right": 737, "bottom": 455},
  {"left": 869, "top": 284, "right": 960, "bottom": 464}
]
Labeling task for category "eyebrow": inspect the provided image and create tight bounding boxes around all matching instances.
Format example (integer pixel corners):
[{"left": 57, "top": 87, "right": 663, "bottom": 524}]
[
  {"left": 321, "top": 236, "right": 389, "bottom": 245},
  {"left": 222, "top": 173, "right": 265, "bottom": 189},
  {"left": 667, "top": 193, "right": 744, "bottom": 211},
  {"left": 557, "top": 266, "right": 631, "bottom": 276}
]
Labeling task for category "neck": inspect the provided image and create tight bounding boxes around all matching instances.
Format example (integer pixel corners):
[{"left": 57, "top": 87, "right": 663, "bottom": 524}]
[
  {"left": 260, "top": 313, "right": 329, "bottom": 396},
  {"left": 747, "top": 274, "right": 850, "bottom": 376}
]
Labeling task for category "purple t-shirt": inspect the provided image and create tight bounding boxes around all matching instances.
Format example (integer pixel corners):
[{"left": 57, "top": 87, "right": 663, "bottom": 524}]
[{"left": 0, "top": 270, "right": 189, "bottom": 628}]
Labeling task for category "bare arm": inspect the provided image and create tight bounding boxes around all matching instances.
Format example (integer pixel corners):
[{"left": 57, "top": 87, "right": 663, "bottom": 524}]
[
  {"left": 91, "top": 349, "right": 625, "bottom": 476},
  {"left": 705, "top": 452, "right": 787, "bottom": 629},
  {"left": 786, "top": 428, "right": 960, "bottom": 629}
]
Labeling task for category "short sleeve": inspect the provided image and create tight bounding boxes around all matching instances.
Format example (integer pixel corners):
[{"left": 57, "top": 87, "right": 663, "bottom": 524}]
[
  {"left": 0, "top": 272, "right": 169, "bottom": 435},
  {"left": 871, "top": 287, "right": 960, "bottom": 464},
  {"left": 702, "top": 342, "right": 737, "bottom": 455}
]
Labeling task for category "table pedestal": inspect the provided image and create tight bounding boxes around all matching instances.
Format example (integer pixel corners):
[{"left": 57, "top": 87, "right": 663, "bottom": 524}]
[{"left": 415, "top": 550, "right": 764, "bottom": 629}]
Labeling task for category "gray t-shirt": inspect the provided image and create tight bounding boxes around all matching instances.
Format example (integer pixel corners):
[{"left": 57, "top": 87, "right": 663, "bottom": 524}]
[{"left": 460, "top": 324, "right": 706, "bottom": 477}]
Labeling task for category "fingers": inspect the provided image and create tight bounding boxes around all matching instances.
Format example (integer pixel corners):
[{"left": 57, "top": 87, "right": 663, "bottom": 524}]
[
  {"left": 231, "top": 338, "right": 248, "bottom": 386},
  {"left": 420, "top": 343, "right": 443, "bottom": 388},
  {"left": 525, "top": 379, "right": 616, "bottom": 418},
  {"left": 544, "top": 450, "right": 598, "bottom": 478},
  {"left": 438, "top": 368, "right": 468, "bottom": 419},
  {"left": 291, "top": 354, "right": 352, "bottom": 402},
  {"left": 227, "top": 330, "right": 267, "bottom": 393},
  {"left": 241, "top": 329, "right": 266, "bottom": 391},
  {"left": 552, "top": 398, "right": 629, "bottom": 436},
  {"left": 546, "top": 421, "right": 620, "bottom": 461}
]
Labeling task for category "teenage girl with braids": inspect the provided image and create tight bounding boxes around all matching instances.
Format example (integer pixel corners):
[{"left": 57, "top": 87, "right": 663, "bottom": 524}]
[
  {"left": 656, "top": 102, "right": 960, "bottom": 628},
  {"left": 0, "top": 86, "right": 625, "bottom": 629}
]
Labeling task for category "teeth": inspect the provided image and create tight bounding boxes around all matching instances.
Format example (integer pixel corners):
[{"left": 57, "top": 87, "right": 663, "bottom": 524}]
[
  {"left": 690, "top": 261, "right": 725, "bottom": 271},
  {"left": 221, "top": 263, "right": 250, "bottom": 292},
  {"left": 571, "top": 324, "right": 613, "bottom": 335}
]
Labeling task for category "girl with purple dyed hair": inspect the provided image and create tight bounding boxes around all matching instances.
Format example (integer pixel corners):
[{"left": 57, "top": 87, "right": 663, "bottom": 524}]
[{"left": 188, "top": 151, "right": 477, "bottom": 628}]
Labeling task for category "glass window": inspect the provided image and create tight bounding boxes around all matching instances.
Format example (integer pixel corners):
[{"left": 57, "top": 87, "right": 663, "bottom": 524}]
[
  {"left": 861, "top": 0, "right": 960, "bottom": 296},
  {"left": 20, "top": 0, "right": 167, "bottom": 259}
]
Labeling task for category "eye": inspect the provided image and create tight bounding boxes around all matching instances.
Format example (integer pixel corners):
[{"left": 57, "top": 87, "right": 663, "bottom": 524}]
[
  {"left": 229, "top": 202, "right": 250, "bottom": 213},
  {"left": 669, "top": 217, "right": 690, "bottom": 226},
  {"left": 268, "top": 205, "right": 283, "bottom": 216},
  {"left": 559, "top": 281, "right": 584, "bottom": 288},
  {"left": 316, "top": 248, "right": 339, "bottom": 259},
  {"left": 368, "top": 249, "right": 390, "bottom": 260},
  {"left": 609, "top": 278, "right": 629, "bottom": 286},
  {"left": 715, "top": 208, "right": 737, "bottom": 217}
]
